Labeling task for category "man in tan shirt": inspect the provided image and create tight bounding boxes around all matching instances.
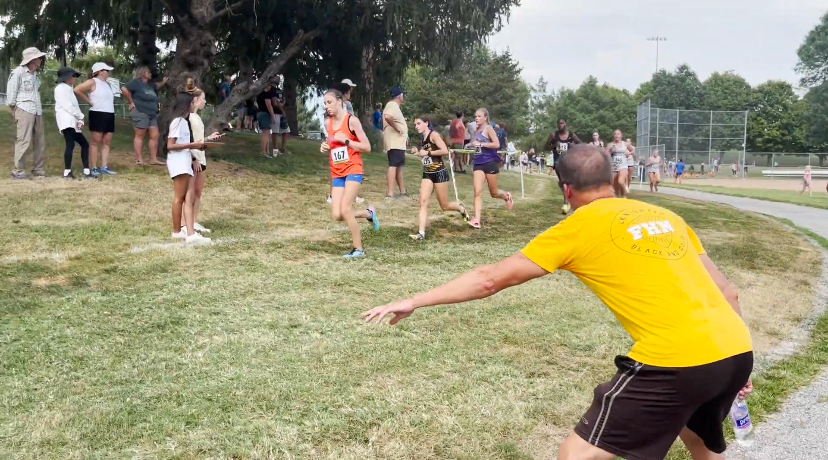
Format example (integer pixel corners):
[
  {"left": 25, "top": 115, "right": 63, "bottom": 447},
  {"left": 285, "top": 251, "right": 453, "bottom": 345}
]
[{"left": 383, "top": 87, "right": 408, "bottom": 198}]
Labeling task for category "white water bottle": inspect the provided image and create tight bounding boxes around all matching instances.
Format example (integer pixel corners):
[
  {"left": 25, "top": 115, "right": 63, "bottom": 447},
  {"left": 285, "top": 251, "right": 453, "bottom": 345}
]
[{"left": 730, "top": 398, "right": 755, "bottom": 446}]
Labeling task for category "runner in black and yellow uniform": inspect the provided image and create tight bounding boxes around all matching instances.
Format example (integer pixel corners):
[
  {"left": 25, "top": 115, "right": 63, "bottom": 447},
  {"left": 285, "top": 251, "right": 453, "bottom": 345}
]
[{"left": 410, "top": 116, "right": 469, "bottom": 241}]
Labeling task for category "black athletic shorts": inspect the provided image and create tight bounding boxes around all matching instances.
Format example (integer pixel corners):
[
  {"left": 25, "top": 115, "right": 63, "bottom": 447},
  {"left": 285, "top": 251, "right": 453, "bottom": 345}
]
[
  {"left": 423, "top": 169, "right": 449, "bottom": 184},
  {"left": 575, "top": 352, "right": 753, "bottom": 460},
  {"left": 387, "top": 149, "right": 406, "bottom": 168},
  {"left": 473, "top": 161, "right": 499, "bottom": 175},
  {"left": 88, "top": 111, "right": 115, "bottom": 134}
]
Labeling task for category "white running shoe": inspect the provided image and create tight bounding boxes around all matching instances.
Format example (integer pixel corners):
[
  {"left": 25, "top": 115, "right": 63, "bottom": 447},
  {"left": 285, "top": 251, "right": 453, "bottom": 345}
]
[
  {"left": 186, "top": 233, "right": 212, "bottom": 245},
  {"left": 172, "top": 230, "right": 187, "bottom": 239},
  {"left": 193, "top": 223, "right": 211, "bottom": 233},
  {"left": 272, "top": 149, "right": 280, "bottom": 157},
  {"left": 355, "top": 196, "right": 365, "bottom": 204}
]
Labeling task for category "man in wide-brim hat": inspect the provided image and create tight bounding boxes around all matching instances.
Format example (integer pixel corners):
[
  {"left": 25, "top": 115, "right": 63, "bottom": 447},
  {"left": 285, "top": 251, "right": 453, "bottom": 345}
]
[{"left": 7, "top": 47, "right": 47, "bottom": 179}]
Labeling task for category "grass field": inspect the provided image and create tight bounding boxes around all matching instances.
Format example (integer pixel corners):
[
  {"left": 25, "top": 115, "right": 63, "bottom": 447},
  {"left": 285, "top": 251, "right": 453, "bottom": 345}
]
[{"left": 0, "top": 113, "right": 825, "bottom": 459}]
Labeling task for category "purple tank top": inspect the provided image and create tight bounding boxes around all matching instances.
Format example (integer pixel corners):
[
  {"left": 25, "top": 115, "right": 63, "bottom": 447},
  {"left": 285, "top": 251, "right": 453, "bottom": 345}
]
[{"left": 473, "top": 131, "right": 500, "bottom": 165}]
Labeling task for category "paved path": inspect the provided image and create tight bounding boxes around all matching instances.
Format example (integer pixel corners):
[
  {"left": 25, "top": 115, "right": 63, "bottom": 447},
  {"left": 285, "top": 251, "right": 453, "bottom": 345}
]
[{"left": 658, "top": 187, "right": 828, "bottom": 460}]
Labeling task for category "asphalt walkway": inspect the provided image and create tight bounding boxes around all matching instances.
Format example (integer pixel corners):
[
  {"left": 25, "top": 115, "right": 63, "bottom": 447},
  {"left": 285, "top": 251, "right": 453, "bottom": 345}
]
[{"left": 657, "top": 187, "right": 828, "bottom": 460}]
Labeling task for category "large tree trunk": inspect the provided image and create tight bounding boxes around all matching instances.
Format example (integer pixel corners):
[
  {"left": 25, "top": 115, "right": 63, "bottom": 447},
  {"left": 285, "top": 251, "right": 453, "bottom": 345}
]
[
  {"left": 284, "top": 74, "right": 299, "bottom": 135},
  {"left": 359, "top": 44, "right": 377, "bottom": 127},
  {"left": 136, "top": 0, "right": 160, "bottom": 76},
  {"left": 208, "top": 28, "right": 324, "bottom": 132}
]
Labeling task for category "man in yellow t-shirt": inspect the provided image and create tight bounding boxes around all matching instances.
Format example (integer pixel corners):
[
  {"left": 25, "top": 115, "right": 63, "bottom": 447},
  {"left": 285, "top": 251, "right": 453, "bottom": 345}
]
[
  {"left": 363, "top": 145, "right": 753, "bottom": 460},
  {"left": 383, "top": 87, "right": 408, "bottom": 198}
]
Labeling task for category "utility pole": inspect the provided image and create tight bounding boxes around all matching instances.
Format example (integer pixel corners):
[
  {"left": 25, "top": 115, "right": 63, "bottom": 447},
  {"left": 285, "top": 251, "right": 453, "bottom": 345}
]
[{"left": 647, "top": 37, "right": 667, "bottom": 73}]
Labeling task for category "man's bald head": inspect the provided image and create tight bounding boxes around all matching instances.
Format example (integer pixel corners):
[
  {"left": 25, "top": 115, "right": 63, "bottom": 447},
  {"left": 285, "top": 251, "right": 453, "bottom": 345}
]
[{"left": 557, "top": 145, "right": 612, "bottom": 192}]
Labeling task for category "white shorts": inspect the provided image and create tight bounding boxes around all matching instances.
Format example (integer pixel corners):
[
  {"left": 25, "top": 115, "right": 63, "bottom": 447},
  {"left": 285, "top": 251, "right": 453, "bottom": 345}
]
[
  {"left": 167, "top": 151, "right": 194, "bottom": 178},
  {"left": 273, "top": 114, "right": 291, "bottom": 134},
  {"left": 627, "top": 157, "right": 636, "bottom": 168}
]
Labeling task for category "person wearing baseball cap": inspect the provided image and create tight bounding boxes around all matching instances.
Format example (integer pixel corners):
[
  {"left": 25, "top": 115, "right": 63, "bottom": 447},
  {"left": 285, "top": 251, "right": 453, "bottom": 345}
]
[
  {"left": 8, "top": 47, "right": 46, "bottom": 179},
  {"left": 74, "top": 62, "right": 117, "bottom": 176},
  {"left": 340, "top": 79, "right": 357, "bottom": 116},
  {"left": 54, "top": 67, "right": 94, "bottom": 179},
  {"left": 383, "top": 86, "right": 408, "bottom": 198}
]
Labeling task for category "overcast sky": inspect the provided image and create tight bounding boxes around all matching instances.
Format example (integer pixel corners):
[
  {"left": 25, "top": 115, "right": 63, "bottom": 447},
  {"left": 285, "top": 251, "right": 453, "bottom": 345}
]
[{"left": 489, "top": 0, "right": 826, "bottom": 93}]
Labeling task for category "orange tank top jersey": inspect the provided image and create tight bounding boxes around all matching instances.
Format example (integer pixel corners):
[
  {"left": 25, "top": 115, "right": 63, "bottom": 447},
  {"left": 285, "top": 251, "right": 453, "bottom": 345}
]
[{"left": 326, "top": 114, "right": 363, "bottom": 178}]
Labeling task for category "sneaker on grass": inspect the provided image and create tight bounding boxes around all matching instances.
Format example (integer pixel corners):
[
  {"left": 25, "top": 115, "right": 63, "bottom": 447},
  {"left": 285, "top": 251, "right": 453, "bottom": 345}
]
[{"left": 186, "top": 233, "right": 212, "bottom": 245}]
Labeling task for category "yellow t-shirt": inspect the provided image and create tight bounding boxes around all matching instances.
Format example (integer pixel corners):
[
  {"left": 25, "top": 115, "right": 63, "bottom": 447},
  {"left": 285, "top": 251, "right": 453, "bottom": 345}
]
[
  {"left": 382, "top": 100, "right": 407, "bottom": 151},
  {"left": 521, "top": 198, "right": 752, "bottom": 368}
]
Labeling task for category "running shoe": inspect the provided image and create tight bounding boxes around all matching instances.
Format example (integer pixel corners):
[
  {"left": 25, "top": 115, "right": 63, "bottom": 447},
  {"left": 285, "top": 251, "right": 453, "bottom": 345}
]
[
  {"left": 194, "top": 223, "right": 211, "bottom": 234},
  {"left": 458, "top": 203, "right": 470, "bottom": 222},
  {"left": 186, "top": 232, "right": 212, "bottom": 245},
  {"left": 562, "top": 203, "right": 571, "bottom": 215},
  {"left": 99, "top": 167, "right": 117, "bottom": 175},
  {"left": 343, "top": 248, "right": 366, "bottom": 259},
  {"left": 261, "top": 152, "right": 273, "bottom": 159},
  {"left": 63, "top": 172, "right": 76, "bottom": 180},
  {"left": 11, "top": 171, "right": 28, "bottom": 180},
  {"left": 90, "top": 168, "right": 101, "bottom": 177},
  {"left": 468, "top": 219, "right": 481, "bottom": 229},
  {"left": 83, "top": 172, "right": 98, "bottom": 180},
  {"left": 367, "top": 206, "right": 380, "bottom": 231},
  {"left": 409, "top": 232, "right": 425, "bottom": 241},
  {"left": 171, "top": 230, "right": 187, "bottom": 239}
]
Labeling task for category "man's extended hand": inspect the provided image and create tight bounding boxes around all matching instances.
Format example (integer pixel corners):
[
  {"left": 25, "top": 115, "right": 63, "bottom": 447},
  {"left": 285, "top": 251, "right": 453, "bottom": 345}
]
[{"left": 362, "top": 299, "right": 417, "bottom": 325}]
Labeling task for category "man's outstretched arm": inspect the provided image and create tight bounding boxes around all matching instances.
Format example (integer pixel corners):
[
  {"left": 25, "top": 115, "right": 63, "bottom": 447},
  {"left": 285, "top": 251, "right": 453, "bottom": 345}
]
[{"left": 363, "top": 253, "right": 549, "bottom": 324}]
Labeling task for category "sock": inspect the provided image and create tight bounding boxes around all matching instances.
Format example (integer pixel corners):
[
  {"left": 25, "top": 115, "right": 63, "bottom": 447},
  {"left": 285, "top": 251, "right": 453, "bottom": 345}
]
[
  {"left": 83, "top": 168, "right": 90, "bottom": 175},
  {"left": 418, "top": 231, "right": 425, "bottom": 237},
  {"left": 367, "top": 208, "right": 374, "bottom": 221},
  {"left": 63, "top": 169, "right": 71, "bottom": 177}
]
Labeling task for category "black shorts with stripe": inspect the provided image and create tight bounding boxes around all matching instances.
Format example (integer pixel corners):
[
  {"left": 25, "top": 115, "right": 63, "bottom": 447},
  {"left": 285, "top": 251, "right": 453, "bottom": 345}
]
[
  {"left": 575, "top": 352, "right": 753, "bottom": 460},
  {"left": 423, "top": 169, "right": 449, "bottom": 184}
]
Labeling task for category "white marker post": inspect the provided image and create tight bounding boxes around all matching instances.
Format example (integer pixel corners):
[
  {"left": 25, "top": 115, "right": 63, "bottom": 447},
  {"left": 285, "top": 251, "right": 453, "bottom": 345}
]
[{"left": 449, "top": 150, "right": 460, "bottom": 203}]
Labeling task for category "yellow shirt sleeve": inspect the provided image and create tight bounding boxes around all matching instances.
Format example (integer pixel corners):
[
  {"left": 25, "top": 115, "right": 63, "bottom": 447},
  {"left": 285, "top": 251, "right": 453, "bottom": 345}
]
[
  {"left": 686, "top": 226, "right": 706, "bottom": 255},
  {"left": 520, "top": 217, "right": 579, "bottom": 273}
]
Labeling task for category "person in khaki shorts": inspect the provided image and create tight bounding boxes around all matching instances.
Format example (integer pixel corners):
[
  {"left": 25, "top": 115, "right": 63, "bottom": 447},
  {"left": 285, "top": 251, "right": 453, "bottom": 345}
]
[{"left": 7, "top": 47, "right": 46, "bottom": 179}]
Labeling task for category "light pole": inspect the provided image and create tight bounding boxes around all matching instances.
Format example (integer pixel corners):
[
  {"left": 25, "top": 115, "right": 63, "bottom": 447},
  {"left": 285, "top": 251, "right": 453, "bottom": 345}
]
[{"left": 647, "top": 37, "right": 667, "bottom": 73}]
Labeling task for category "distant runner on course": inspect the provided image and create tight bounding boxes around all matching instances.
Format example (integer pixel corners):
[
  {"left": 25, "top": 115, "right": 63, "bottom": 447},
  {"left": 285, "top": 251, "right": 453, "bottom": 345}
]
[
  {"left": 364, "top": 144, "right": 753, "bottom": 460},
  {"left": 544, "top": 119, "right": 581, "bottom": 214}
]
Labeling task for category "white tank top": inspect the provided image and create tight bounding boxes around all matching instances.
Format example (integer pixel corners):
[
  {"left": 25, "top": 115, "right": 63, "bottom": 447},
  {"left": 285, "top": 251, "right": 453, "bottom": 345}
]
[
  {"left": 610, "top": 142, "right": 626, "bottom": 157},
  {"left": 89, "top": 78, "right": 115, "bottom": 113}
]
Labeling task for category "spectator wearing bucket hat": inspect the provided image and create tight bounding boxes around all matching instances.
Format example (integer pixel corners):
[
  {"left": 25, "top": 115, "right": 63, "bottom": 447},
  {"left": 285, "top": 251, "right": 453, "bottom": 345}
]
[
  {"left": 74, "top": 62, "right": 117, "bottom": 176},
  {"left": 7, "top": 47, "right": 46, "bottom": 179},
  {"left": 54, "top": 67, "right": 94, "bottom": 180}
]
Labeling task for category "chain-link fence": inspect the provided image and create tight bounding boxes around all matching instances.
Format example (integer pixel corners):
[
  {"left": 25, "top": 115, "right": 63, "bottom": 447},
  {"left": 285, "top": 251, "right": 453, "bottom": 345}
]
[{"left": 637, "top": 101, "right": 748, "bottom": 177}]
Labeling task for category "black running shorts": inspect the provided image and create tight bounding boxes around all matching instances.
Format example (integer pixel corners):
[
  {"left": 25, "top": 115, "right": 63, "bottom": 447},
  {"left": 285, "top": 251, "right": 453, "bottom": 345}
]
[
  {"left": 575, "top": 352, "right": 753, "bottom": 460},
  {"left": 473, "top": 161, "right": 499, "bottom": 175},
  {"left": 387, "top": 149, "right": 406, "bottom": 168},
  {"left": 88, "top": 111, "right": 115, "bottom": 134},
  {"left": 423, "top": 169, "right": 449, "bottom": 184}
]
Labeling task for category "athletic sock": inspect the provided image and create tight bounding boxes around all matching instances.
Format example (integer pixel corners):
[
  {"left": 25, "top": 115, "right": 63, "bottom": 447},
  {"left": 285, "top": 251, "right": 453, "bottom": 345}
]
[
  {"left": 367, "top": 208, "right": 374, "bottom": 222},
  {"left": 63, "top": 169, "right": 71, "bottom": 177},
  {"left": 418, "top": 231, "right": 425, "bottom": 237},
  {"left": 83, "top": 168, "right": 91, "bottom": 175}
]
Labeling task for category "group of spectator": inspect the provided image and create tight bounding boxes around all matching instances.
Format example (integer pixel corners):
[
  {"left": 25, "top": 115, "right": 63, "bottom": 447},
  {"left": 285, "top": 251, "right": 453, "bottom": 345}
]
[{"left": 7, "top": 47, "right": 171, "bottom": 179}]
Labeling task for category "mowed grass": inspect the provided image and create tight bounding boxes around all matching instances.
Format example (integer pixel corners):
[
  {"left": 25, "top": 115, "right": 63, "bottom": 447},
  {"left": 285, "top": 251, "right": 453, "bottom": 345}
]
[
  {"left": 664, "top": 183, "right": 828, "bottom": 210},
  {"left": 0, "top": 112, "right": 823, "bottom": 459}
]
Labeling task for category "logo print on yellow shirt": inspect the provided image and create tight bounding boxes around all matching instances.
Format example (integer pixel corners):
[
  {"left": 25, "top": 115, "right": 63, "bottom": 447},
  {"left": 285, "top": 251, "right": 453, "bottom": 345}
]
[{"left": 611, "top": 209, "right": 688, "bottom": 259}]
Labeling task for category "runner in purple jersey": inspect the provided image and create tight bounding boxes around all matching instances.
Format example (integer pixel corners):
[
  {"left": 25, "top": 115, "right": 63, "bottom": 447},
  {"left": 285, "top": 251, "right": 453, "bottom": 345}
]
[{"left": 468, "top": 108, "right": 513, "bottom": 229}]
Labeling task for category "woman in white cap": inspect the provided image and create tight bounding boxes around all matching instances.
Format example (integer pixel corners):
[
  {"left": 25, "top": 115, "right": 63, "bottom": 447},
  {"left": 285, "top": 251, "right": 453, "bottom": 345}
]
[
  {"left": 74, "top": 62, "right": 117, "bottom": 176},
  {"left": 54, "top": 67, "right": 94, "bottom": 180},
  {"left": 7, "top": 47, "right": 46, "bottom": 179}
]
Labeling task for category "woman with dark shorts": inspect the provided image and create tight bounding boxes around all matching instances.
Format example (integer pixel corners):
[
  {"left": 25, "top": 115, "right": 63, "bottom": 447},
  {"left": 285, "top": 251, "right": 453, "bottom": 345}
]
[
  {"left": 74, "top": 62, "right": 116, "bottom": 176},
  {"left": 469, "top": 108, "right": 513, "bottom": 229},
  {"left": 121, "top": 66, "right": 169, "bottom": 166},
  {"left": 409, "top": 116, "right": 469, "bottom": 241}
]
